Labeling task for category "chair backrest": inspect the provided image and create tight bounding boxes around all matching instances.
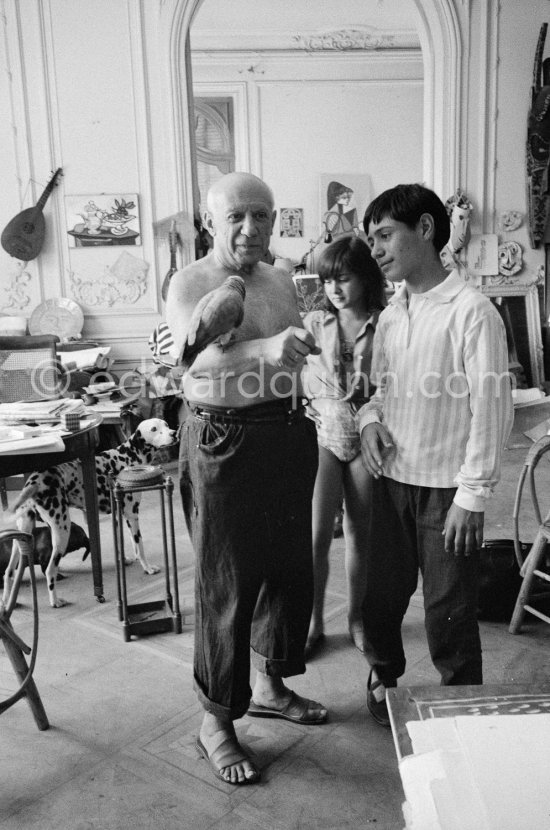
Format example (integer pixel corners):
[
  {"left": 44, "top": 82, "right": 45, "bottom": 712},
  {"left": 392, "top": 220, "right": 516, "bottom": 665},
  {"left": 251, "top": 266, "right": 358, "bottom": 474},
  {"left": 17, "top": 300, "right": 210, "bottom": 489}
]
[{"left": 0, "top": 335, "right": 61, "bottom": 403}]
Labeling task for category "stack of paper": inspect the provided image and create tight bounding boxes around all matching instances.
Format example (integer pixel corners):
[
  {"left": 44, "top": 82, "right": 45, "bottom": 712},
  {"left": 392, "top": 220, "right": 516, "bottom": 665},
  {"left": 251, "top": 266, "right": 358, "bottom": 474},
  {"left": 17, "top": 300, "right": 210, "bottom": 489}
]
[
  {"left": 57, "top": 346, "right": 111, "bottom": 370},
  {"left": 0, "top": 432, "right": 65, "bottom": 455},
  {"left": 0, "top": 398, "right": 85, "bottom": 423},
  {"left": 400, "top": 713, "right": 550, "bottom": 829},
  {"left": 512, "top": 388, "right": 547, "bottom": 406}
]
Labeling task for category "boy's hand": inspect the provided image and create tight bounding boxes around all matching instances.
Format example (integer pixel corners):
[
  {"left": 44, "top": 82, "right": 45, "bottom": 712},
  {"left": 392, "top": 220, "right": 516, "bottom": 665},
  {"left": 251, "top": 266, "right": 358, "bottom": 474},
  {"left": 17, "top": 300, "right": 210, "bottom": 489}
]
[
  {"left": 360, "top": 422, "right": 394, "bottom": 478},
  {"left": 443, "top": 503, "right": 484, "bottom": 557}
]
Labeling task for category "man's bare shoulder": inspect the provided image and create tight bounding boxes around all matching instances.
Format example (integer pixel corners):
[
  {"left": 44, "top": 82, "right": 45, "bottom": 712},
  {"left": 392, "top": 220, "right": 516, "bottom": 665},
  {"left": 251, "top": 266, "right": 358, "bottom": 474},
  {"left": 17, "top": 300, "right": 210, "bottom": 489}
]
[
  {"left": 168, "top": 254, "right": 222, "bottom": 303},
  {"left": 250, "top": 261, "right": 296, "bottom": 293}
]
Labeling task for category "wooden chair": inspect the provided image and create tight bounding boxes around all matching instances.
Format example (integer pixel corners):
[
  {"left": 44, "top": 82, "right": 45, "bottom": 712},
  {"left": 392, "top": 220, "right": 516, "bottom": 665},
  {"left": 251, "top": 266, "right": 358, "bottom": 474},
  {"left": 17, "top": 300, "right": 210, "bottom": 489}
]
[
  {"left": 0, "top": 333, "right": 62, "bottom": 403},
  {"left": 509, "top": 435, "right": 550, "bottom": 633},
  {"left": 0, "top": 529, "right": 49, "bottom": 730},
  {"left": 0, "top": 334, "right": 61, "bottom": 510}
]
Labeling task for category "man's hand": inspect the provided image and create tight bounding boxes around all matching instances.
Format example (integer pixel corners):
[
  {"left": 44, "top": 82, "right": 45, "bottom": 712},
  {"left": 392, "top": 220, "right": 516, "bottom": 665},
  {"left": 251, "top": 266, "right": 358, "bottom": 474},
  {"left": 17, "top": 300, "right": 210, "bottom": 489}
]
[
  {"left": 360, "top": 422, "right": 394, "bottom": 478},
  {"left": 263, "top": 326, "right": 321, "bottom": 369},
  {"left": 443, "top": 502, "right": 484, "bottom": 557}
]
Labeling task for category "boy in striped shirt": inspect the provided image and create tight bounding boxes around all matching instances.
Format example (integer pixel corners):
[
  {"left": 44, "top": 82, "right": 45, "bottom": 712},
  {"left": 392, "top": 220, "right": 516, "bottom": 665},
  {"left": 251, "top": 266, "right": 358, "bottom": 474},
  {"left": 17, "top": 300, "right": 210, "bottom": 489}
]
[{"left": 358, "top": 183, "right": 513, "bottom": 726}]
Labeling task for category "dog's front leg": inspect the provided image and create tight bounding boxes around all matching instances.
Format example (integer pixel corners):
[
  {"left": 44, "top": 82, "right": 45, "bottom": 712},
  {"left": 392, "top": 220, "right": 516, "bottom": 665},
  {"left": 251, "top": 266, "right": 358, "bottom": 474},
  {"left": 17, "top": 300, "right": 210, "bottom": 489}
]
[{"left": 123, "top": 510, "right": 161, "bottom": 575}]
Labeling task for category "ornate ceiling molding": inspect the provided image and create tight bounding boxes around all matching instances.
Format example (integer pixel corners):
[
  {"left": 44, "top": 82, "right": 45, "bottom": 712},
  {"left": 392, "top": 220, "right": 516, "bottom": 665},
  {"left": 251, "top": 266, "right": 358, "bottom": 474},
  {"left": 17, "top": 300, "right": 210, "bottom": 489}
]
[
  {"left": 292, "top": 27, "right": 398, "bottom": 52},
  {"left": 191, "top": 25, "right": 419, "bottom": 54}
]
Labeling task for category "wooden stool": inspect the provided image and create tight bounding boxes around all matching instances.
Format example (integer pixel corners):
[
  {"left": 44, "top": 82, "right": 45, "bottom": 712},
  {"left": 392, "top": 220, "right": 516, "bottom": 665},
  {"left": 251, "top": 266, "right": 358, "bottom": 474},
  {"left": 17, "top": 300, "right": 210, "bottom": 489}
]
[
  {"left": 110, "top": 465, "right": 182, "bottom": 642},
  {"left": 509, "top": 523, "right": 550, "bottom": 632},
  {"left": 0, "top": 530, "right": 49, "bottom": 730},
  {"left": 509, "top": 435, "right": 550, "bottom": 633}
]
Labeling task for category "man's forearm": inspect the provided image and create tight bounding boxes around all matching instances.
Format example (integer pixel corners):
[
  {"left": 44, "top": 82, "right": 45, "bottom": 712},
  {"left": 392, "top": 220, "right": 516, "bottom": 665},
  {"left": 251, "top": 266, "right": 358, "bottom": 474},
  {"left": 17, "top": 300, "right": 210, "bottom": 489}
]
[{"left": 185, "top": 337, "right": 269, "bottom": 380}]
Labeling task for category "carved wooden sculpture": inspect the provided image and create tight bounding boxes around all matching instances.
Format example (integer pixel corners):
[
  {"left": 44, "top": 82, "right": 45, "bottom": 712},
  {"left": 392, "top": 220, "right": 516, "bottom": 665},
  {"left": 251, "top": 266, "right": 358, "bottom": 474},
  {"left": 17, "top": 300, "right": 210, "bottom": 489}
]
[{"left": 527, "top": 23, "right": 550, "bottom": 248}]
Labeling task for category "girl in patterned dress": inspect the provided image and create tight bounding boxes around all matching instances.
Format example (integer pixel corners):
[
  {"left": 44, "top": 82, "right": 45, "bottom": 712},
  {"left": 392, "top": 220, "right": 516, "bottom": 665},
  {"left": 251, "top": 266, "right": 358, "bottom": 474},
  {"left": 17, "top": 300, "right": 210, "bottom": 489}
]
[{"left": 302, "top": 236, "right": 385, "bottom": 658}]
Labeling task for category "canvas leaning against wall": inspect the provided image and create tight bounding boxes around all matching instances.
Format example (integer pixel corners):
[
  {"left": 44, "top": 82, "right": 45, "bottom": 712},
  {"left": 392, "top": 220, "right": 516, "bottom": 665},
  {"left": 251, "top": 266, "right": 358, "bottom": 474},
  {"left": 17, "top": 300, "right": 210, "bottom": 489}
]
[
  {"left": 319, "top": 174, "right": 373, "bottom": 238},
  {"left": 65, "top": 194, "right": 141, "bottom": 247}
]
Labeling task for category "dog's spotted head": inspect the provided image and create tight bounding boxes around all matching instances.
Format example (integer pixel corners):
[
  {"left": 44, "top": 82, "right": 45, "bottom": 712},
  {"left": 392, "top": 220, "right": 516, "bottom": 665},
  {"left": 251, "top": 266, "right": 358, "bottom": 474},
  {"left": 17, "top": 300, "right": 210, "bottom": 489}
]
[{"left": 135, "top": 418, "right": 175, "bottom": 449}]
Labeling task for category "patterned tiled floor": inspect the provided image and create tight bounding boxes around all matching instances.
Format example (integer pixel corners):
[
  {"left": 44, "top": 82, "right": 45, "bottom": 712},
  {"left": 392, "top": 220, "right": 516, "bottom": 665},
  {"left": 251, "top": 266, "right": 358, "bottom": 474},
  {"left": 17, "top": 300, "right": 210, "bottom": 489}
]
[{"left": 1, "top": 445, "right": 550, "bottom": 829}]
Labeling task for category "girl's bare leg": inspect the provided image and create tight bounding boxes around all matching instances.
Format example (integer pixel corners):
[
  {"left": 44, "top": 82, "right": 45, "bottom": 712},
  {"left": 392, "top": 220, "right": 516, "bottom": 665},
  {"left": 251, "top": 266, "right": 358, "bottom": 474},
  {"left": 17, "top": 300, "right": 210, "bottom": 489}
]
[
  {"left": 308, "top": 445, "right": 344, "bottom": 649},
  {"left": 342, "top": 453, "right": 373, "bottom": 651}
]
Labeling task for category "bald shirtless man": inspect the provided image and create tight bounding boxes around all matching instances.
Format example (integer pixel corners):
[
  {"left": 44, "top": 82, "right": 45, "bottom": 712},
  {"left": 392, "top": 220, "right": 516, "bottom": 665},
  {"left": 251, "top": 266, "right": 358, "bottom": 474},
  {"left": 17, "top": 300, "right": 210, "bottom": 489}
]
[{"left": 167, "top": 172, "right": 327, "bottom": 786}]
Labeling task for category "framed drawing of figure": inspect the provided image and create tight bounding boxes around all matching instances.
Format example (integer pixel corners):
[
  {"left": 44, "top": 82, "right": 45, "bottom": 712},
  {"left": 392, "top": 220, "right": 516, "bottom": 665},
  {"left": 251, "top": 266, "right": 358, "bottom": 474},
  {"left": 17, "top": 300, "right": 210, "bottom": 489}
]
[{"left": 319, "top": 174, "right": 373, "bottom": 239}]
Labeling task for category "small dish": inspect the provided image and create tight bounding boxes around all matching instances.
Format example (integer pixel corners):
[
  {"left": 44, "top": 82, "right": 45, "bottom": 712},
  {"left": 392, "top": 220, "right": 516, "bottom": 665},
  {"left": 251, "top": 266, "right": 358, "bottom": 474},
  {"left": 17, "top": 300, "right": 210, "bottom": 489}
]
[{"left": 29, "top": 298, "right": 84, "bottom": 340}]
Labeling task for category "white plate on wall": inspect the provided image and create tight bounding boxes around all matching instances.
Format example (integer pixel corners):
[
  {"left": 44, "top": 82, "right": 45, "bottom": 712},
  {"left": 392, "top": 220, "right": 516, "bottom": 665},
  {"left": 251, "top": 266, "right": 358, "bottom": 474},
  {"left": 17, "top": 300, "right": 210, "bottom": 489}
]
[{"left": 29, "top": 298, "right": 84, "bottom": 340}]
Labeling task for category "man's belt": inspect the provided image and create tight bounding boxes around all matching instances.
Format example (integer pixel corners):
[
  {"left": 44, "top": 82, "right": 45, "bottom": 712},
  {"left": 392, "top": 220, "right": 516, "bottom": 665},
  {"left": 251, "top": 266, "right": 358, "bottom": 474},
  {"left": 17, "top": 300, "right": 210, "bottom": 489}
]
[{"left": 189, "top": 398, "right": 306, "bottom": 424}]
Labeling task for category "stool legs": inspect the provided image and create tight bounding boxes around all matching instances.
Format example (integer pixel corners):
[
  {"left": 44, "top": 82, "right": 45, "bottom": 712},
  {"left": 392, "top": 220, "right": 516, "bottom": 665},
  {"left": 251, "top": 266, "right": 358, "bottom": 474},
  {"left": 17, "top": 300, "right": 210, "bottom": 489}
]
[
  {"left": 0, "top": 530, "right": 49, "bottom": 730},
  {"left": 166, "top": 478, "right": 182, "bottom": 634},
  {"left": 1, "top": 626, "right": 49, "bottom": 730},
  {"left": 509, "top": 524, "right": 550, "bottom": 633},
  {"left": 111, "top": 474, "right": 182, "bottom": 641}
]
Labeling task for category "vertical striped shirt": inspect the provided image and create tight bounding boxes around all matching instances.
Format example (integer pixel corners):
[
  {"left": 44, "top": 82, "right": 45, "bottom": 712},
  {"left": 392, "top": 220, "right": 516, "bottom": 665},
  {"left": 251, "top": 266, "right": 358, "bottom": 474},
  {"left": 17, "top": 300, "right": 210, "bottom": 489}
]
[{"left": 356, "top": 270, "right": 513, "bottom": 511}]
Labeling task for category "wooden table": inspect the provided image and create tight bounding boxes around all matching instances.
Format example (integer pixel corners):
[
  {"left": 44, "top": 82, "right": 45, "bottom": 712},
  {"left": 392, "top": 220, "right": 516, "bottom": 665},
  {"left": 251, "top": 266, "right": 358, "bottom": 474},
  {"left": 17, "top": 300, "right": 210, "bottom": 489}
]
[
  {"left": 1, "top": 416, "right": 105, "bottom": 603},
  {"left": 387, "top": 682, "right": 550, "bottom": 761}
]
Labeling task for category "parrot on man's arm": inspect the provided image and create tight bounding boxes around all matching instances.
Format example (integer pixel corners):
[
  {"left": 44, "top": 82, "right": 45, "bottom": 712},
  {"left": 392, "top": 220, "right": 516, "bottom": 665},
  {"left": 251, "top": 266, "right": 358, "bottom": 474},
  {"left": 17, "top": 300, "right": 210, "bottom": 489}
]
[{"left": 179, "top": 275, "right": 246, "bottom": 368}]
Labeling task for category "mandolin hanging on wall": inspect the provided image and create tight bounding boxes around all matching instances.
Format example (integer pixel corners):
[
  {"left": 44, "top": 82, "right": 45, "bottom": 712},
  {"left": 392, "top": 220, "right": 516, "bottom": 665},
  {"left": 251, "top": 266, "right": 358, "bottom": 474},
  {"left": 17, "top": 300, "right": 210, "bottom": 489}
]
[{"left": 1, "top": 167, "right": 63, "bottom": 261}]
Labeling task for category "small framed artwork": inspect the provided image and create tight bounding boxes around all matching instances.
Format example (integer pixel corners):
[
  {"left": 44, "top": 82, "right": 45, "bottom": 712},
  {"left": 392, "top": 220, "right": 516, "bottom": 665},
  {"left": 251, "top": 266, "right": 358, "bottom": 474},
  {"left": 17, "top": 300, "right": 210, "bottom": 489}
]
[
  {"left": 466, "top": 233, "right": 499, "bottom": 277},
  {"left": 65, "top": 194, "right": 141, "bottom": 247},
  {"left": 319, "top": 174, "right": 373, "bottom": 238},
  {"left": 292, "top": 274, "right": 325, "bottom": 317},
  {"left": 280, "top": 208, "right": 304, "bottom": 237}
]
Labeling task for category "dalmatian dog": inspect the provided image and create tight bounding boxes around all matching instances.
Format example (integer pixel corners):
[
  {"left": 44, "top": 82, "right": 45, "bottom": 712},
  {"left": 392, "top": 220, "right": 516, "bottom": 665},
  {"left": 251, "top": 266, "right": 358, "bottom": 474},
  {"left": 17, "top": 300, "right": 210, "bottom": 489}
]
[{"left": 4, "top": 418, "right": 175, "bottom": 608}]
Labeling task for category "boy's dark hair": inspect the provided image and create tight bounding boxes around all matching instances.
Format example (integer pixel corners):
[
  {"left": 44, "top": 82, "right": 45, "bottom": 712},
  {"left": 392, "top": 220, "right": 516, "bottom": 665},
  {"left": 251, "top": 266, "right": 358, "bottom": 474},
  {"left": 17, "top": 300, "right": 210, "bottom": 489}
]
[
  {"left": 317, "top": 235, "right": 386, "bottom": 312},
  {"left": 362, "top": 183, "right": 450, "bottom": 253}
]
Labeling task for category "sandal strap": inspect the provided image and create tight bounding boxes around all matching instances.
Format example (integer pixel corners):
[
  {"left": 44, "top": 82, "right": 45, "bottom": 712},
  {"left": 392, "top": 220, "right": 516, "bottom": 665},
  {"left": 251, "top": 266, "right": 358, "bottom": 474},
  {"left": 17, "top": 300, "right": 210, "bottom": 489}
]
[
  {"left": 281, "top": 691, "right": 324, "bottom": 719},
  {"left": 209, "top": 736, "right": 248, "bottom": 771}
]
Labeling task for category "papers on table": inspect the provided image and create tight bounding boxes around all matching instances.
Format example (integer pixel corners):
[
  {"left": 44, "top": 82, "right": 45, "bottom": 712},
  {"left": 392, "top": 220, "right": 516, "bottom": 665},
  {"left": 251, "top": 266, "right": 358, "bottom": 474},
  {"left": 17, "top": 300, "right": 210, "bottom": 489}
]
[
  {"left": 57, "top": 346, "right": 111, "bottom": 370},
  {"left": 401, "top": 713, "right": 550, "bottom": 830},
  {"left": 0, "top": 398, "right": 85, "bottom": 423},
  {"left": 512, "top": 388, "right": 548, "bottom": 406},
  {"left": 0, "top": 432, "right": 65, "bottom": 455},
  {"left": 0, "top": 423, "right": 68, "bottom": 454},
  {"left": 0, "top": 399, "right": 87, "bottom": 453}
]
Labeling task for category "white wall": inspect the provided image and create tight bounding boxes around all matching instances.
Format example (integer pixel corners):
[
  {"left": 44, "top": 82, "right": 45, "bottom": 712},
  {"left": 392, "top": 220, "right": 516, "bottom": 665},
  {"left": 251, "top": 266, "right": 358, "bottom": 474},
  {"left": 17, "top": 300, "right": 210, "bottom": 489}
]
[{"left": 192, "top": 46, "right": 423, "bottom": 264}]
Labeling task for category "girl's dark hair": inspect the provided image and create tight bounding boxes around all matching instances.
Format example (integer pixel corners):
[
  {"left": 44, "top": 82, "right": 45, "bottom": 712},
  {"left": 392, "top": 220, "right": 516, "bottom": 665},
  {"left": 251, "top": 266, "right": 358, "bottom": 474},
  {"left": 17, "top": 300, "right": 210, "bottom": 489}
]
[
  {"left": 362, "top": 183, "right": 450, "bottom": 253},
  {"left": 317, "top": 236, "right": 386, "bottom": 312}
]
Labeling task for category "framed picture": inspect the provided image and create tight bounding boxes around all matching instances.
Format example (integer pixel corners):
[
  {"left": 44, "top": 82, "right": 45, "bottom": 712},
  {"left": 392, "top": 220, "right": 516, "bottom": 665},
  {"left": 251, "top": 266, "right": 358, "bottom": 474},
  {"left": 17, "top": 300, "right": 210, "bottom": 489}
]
[
  {"left": 65, "top": 193, "right": 141, "bottom": 247},
  {"left": 319, "top": 174, "right": 373, "bottom": 238},
  {"left": 292, "top": 274, "right": 325, "bottom": 316},
  {"left": 280, "top": 208, "right": 304, "bottom": 237},
  {"left": 466, "top": 233, "right": 499, "bottom": 278}
]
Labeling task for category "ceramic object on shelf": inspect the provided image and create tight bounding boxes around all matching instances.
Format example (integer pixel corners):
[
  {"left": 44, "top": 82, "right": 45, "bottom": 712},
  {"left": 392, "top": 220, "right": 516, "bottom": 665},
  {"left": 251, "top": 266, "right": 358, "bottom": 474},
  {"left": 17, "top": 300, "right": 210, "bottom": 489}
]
[{"left": 29, "top": 298, "right": 84, "bottom": 341}]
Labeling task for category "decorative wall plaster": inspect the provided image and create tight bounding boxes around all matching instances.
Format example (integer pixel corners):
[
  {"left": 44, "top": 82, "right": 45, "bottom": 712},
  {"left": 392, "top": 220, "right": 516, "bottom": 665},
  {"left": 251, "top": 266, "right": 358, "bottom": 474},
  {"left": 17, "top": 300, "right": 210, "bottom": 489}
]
[
  {"left": 499, "top": 210, "right": 523, "bottom": 233},
  {"left": 498, "top": 240, "right": 523, "bottom": 278},
  {"left": 68, "top": 252, "right": 149, "bottom": 308},
  {"left": 526, "top": 23, "right": 550, "bottom": 247},
  {"left": 1, "top": 259, "right": 32, "bottom": 311},
  {"left": 293, "top": 28, "right": 396, "bottom": 52}
]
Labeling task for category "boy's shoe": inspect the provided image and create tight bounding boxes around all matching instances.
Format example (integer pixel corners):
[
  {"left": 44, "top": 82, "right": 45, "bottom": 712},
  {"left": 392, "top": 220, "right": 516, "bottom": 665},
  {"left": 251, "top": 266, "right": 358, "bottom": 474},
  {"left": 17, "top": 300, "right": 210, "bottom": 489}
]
[{"left": 366, "top": 668, "right": 391, "bottom": 728}]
